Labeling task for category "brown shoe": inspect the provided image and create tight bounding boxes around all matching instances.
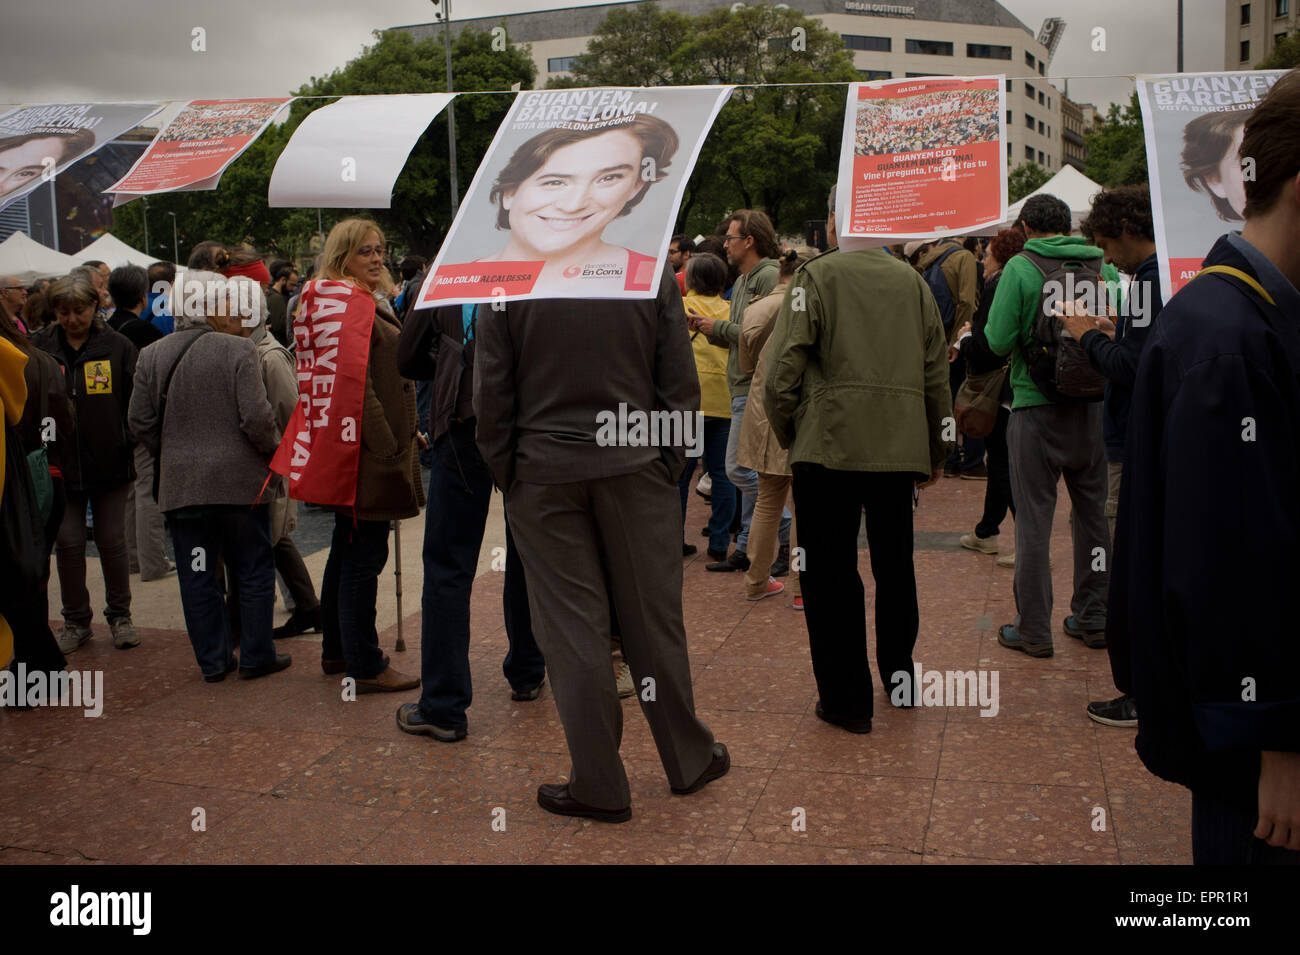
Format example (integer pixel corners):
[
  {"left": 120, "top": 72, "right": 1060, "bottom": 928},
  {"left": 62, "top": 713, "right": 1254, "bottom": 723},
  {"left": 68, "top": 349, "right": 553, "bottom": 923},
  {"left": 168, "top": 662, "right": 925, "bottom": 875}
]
[
  {"left": 355, "top": 664, "right": 419, "bottom": 693},
  {"left": 536, "top": 783, "right": 631, "bottom": 823}
]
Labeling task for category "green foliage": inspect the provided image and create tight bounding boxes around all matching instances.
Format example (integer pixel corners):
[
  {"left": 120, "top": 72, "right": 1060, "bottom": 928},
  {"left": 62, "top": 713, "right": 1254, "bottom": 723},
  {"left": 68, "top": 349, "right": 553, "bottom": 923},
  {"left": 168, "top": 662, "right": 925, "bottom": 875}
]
[
  {"left": 1256, "top": 33, "right": 1300, "bottom": 69},
  {"left": 110, "top": 28, "right": 535, "bottom": 262},
  {"left": 561, "top": 1, "right": 856, "bottom": 237},
  {"left": 1083, "top": 92, "right": 1148, "bottom": 188},
  {"left": 1007, "top": 162, "right": 1051, "bottom": 203}
]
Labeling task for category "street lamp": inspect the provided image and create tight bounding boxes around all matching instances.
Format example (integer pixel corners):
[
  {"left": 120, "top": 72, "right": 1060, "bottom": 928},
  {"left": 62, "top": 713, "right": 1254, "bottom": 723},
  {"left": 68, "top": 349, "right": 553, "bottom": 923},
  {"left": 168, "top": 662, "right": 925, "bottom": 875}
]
[
  {"left": 166, "top": 211, "right": 179, "bottom": 264},
  {"left": 142, "top": 196, "right": 150, "bottom": 260},
  {"left": 431, "top": 0, "right": 461, "bottom": 214}
]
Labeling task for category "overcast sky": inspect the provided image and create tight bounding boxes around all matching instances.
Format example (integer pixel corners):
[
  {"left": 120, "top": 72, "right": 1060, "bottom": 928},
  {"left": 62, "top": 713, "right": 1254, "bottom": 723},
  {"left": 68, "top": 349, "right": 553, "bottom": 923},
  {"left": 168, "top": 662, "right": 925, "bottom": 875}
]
[{"left": 0, "top": 0, "right": 1224, "bottom": 112}]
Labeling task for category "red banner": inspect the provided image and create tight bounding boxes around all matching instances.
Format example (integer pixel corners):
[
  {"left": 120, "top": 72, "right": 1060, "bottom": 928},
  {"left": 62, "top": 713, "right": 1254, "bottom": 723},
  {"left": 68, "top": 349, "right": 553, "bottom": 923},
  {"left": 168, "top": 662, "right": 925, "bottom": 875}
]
[{"left": 269, "top": 280, "right": 374, "bottom": 509}]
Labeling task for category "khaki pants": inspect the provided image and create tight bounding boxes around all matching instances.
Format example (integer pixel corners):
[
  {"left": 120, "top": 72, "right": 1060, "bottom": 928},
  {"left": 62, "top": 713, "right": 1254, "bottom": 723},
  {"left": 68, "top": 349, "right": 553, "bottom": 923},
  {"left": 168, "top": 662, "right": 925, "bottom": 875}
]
[
  {"left": 124, "top": 444, "right": 170, "bottom": 580},
  {"left": 744, "top": 471, "right": 800, "bottom": 598},
  {"left": 1106, "top": 461, "right": 1123, "bottom": 549}
]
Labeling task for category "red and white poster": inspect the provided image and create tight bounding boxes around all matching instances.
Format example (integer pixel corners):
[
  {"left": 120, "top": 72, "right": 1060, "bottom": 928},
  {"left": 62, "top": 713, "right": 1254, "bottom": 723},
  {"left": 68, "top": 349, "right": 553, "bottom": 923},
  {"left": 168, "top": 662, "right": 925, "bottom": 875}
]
[
  {"left": 108, "top": 98, "right": 292, "bottom": 197},
  {"left": 415, "top": 85, "right": 731, "bottom": 307},
  {"left": 837, "top": 76, "right": 1006, "bottom": 239}
]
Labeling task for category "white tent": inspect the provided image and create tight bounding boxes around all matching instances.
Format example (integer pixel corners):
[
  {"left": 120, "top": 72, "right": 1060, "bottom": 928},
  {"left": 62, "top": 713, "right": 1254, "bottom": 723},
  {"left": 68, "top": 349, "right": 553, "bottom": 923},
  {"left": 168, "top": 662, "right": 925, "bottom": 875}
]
[
  {"left": 79, "top": 232, "right": 157, "bottom": 269},
  {"left": 0, "top": 231, "right": 79, "bottom": 284},
  {"left": 998, "top": 164, "right": 1105, "bottom": 233}
]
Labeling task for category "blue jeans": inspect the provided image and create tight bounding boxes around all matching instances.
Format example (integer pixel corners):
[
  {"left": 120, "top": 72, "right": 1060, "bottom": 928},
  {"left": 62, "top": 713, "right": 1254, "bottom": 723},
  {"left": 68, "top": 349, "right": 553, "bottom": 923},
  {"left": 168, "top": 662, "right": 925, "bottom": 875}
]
[
  {"left": 415, "top": 379, "right": 433, "bottom": 468},
  {"left": 678, "top": 415, "right": 735, "bottom": 555},
  {"left": 418, "top": 422, "right": 545, "bottom": 727},
  {"left": 321, "top": 515, "right": 391, "bottom": 680},
  {"left": 724, "top": 393, "right": 789, "bottom": 554},
  {"left": 169, "top": 504, "right": 276, "bottom": 678}
]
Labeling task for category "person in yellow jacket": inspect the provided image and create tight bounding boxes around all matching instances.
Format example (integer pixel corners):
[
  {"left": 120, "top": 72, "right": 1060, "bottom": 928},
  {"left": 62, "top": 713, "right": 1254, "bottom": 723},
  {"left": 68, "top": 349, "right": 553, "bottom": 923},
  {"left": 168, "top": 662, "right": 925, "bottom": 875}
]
[
  {"left": 677, "top": 253, "right": 736, "bottom": 560},
  {"left": 0, "top": 334, "right": 30, "bottom": 668}
]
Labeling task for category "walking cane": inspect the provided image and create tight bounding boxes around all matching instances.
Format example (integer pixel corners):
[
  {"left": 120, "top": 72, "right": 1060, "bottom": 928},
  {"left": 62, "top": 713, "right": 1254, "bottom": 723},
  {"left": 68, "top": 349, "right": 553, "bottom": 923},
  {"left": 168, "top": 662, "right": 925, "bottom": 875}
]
[{"left": 393, "top": 519, "right": 406, "bottom": 652}]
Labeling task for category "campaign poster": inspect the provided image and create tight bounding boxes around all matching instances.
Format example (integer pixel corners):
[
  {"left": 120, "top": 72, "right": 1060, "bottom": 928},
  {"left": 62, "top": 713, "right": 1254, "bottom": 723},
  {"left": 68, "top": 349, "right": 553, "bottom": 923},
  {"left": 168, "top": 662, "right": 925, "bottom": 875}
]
[
  {"left": 1137, "top": 70, "right": 1286, "bottom": 298},
  {"left": 837, "top": 76, "right": 1006, "bottom": 239},
  {"left": 415, "top": 85, "right": 732, "bottom": 307},
  {"left": 267, "top": 94, "right": 455, "bottom": 209},
  {"left": 108, "top": 98, "right": 292, "bottom": 197},
  {"left": 0, "top": 102, "right": 163, "bottom": 212}
]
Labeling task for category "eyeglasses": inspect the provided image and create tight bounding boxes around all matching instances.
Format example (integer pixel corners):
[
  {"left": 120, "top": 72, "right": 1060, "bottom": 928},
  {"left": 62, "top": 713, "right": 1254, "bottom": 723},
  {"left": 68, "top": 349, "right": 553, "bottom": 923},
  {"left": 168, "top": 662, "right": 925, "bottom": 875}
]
[
  {"left": 721, "top": 234, "right": 749, "bottom": 244},
  {"left": 356, "top": 245, "right": 386, "bottom": 258},
  {"left": 2, "top": 286, "right": 27, "bottom": 292}
]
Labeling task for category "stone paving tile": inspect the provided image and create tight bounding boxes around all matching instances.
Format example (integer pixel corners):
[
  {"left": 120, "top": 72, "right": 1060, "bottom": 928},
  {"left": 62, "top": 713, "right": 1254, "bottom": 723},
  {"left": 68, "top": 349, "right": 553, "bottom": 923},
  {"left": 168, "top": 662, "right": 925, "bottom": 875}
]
[
  {"left": 18, "top": 714, "right": 220, "bottom": 778},
  {"left": 538, "top": 822, "right": 734, "bottom": 865},
  {"left": 938, "top": 722, "right": 1104, "bottom": 788},
  {"left": 142, "top": 727, "right": 347, "bottom": 794},
  {"left": 741, "top": 770, "right": 933, "bottom": 854},
  {"left": 926, "top": 779, "right": 1118, "bottom": 863},
  {"left": 691, "top": 661, "right": 817, "bottom": 714},
  {"left": 780, "top": 708, "right": 947, "bottom": 778},
  {"left": 355, "top": 810, "right": 562, "bottom": 865},
  {"left": 727, "top": 842, "right": 922, "bottom": 865}
]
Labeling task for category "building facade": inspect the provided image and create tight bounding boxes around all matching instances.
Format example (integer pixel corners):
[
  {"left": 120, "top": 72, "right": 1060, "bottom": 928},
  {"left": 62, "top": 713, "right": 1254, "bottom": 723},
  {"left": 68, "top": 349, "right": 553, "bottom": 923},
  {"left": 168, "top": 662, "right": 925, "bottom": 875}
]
[
  {"left": 1060, "top": 94, "right": 1090, "bottom": 172},
  {"left": 394, "top": 0, "right": 1066, "bottom": 172},
  {"left": 1226, "top": 0, "right": 1296, "bottom": 67}
]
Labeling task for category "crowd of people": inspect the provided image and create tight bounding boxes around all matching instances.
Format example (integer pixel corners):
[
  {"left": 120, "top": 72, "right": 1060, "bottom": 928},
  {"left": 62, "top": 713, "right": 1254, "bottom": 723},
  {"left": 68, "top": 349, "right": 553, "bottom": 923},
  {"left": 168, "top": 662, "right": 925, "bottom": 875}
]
[
  {"left": 854, "top": 89, "right": 1000, "bottom": 156},
  {"left": 2, "top": 68, "right": 1298, "bottom": 865}
]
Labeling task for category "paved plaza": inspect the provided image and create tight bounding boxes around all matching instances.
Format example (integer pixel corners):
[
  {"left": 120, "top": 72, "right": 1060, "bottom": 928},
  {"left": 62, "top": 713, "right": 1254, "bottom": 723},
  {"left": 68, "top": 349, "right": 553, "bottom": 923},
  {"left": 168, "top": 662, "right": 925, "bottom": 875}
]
[{"left": 0, "top": 476, "right": 1190, "bottom": 865}]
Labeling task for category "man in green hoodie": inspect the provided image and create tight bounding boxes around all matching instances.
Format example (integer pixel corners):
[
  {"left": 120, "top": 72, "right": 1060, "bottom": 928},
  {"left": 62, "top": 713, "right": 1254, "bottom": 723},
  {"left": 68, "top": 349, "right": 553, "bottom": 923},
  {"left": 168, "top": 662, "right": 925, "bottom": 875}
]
[{"left": 984, "top": 194, "right": 1119, "bottom": 658}]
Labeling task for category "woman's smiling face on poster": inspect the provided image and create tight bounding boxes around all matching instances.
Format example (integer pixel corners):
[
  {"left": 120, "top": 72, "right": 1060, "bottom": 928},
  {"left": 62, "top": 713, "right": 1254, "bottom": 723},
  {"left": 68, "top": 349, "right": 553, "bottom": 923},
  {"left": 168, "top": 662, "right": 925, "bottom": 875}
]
[{"left": 501, "top": 129, "right": 646, "bottom": 256}]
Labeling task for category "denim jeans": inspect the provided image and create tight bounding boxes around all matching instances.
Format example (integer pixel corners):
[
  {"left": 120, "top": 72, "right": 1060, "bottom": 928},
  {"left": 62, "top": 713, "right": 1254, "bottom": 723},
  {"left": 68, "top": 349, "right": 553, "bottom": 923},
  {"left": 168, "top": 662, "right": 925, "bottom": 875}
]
[
  {"left": 724, "top": 393, "right": 789, "bottom": 554},
  {"left": 415, "top": 378, "right": 434, "bottom": 468},
  {"left": 168, "top": 504, "right": 276, "bottom": 678},
  {"left": 320, "top": 515, "right": 391, "bottom": 680},
  {"left": 417, "top": 422, "right": 545, "bottom": 728},
  {"left": 678, "top": 415, "right": 735, "bottom": 555}
]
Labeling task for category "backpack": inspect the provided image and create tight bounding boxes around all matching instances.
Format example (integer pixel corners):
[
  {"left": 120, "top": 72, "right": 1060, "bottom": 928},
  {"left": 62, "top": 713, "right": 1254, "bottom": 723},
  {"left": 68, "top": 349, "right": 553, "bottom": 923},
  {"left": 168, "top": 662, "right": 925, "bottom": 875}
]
[
  {"left": 922, "top": 246, "right": 960, "bottom": 332},
  {"left": 1017, "top": 249, "right": 1108, "bottom": 403}
]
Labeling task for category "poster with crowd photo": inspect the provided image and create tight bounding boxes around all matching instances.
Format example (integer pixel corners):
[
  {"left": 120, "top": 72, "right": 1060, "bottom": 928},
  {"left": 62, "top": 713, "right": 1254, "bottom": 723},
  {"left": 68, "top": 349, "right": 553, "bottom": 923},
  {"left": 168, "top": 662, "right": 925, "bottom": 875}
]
[
  {"left": 0, "top": 102, "right": 162, "bottom": 213},
  {"left": 837, "top": 75, "right": 1006, "bottom": 239},
  {"left": 1137, "top": 70, "right": 1286, "bottom": 298},
  {"left": 414, "top": 86, "right": 733, "bottom": 307},
  {"left": 108, "top": 98, "right": 292, "bottom": 198}
]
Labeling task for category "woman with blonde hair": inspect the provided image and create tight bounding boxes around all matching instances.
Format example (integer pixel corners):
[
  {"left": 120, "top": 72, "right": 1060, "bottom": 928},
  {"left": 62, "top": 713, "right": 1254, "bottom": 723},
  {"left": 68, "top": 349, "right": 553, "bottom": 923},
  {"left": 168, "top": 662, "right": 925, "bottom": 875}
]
[{"left": 305, "top": 218, "right": 421, "bottom": 692}]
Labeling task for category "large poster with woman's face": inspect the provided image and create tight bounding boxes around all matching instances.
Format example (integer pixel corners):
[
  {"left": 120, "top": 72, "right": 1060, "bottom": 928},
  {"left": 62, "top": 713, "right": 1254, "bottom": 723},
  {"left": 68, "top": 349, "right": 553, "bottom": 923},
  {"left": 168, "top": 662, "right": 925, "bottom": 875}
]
[
  {"left": 0, "top": 102, "right": 162, "bottom": 213},
  {"left": 1138, "top": 70, "right": 1286, "bottom": 298},
  {"left": 415, "top": 86, "right": 732, "bottom": 307}
]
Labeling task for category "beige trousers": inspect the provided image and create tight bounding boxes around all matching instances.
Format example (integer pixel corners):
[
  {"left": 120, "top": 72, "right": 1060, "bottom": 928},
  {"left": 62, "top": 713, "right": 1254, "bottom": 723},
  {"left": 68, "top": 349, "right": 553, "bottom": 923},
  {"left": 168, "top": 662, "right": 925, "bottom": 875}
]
[{"left": 744, "top": 471, "right": 800, "bottom": 597}]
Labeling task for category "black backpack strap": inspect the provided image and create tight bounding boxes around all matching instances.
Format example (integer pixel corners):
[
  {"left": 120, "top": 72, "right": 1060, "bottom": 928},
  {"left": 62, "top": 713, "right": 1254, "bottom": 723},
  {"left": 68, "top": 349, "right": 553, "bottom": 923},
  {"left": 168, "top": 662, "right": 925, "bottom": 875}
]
[{"left": 152, "top": 327, "right": 212, "bottom": 502}]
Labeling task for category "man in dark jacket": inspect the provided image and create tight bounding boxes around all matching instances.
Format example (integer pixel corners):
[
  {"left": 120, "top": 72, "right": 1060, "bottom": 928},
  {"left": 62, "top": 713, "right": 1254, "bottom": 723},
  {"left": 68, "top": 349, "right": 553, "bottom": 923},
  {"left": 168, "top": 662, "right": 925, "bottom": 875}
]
[
  {"left": 393, "top": 302, "right": 545, "bottom": 743},
  {"left": 474, "top": 269, "right": 728, "bottom": 822},
  {"left": 1112, "top": 68, "right": 1300, "bottom": 863},
  {"left": 106, "top": 266, "right": 163, "bottom": 354},
  {"left": 1060, "top": 185, "right": 1164, "bottom": 729}
]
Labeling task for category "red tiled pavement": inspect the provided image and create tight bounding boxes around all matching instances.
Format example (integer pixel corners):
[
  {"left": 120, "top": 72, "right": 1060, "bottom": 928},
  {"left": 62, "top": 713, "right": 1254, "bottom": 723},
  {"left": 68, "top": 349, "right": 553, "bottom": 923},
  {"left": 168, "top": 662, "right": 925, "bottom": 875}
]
[{"left": 0, "top": 475, "right": 1184, "bottom": 865}]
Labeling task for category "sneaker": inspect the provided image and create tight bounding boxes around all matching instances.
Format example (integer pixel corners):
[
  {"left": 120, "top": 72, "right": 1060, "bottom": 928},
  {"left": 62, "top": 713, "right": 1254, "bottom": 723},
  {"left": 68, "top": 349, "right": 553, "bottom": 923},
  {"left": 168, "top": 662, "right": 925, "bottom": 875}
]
[
  {"left": 996, "top": 552, "right": 1015, "bottom": 568},
  {"left": 997, "top": 623, "right": 1053, "bottom": 658},
  {"left": 110, "top": 617, "right": 140, "bottom": 649},
  {"left": 791, "top": 596, "right": 804, "bottom": 611},
  {"left": 140, "top": 560, "right": 177, "bottom": 582},
  {"left": 396, "top": 702, "right": 466, "bottom": 742},
  {"left": 511, "top": 677, "right": 545, "bottom": 701},
  {"left": 696, "top": 473, "right": 712, "bottom": 498},
  {"left": 959, "top": 532, "right": 998, "bottom": 555},
  {"left": 959, "top": 464, "right": 988, "bottom": 480},
  {"left": 614, "top": 660, "right": 635, "bottom": 698},
  {"left": 56, "top": 623, "right": 94, "bottom": 655},
  {"left": 1086, "top": 694, "right": 1137, "bottom": 728},
  {"left": 1064, "top": 615, "right": 1107, "bottom": 649},
  {"left": 706, "top": 550, "right": 750, "bottom": 573},
  {"left": 747, "top": 577, "right": 785, "bottom": 601}
]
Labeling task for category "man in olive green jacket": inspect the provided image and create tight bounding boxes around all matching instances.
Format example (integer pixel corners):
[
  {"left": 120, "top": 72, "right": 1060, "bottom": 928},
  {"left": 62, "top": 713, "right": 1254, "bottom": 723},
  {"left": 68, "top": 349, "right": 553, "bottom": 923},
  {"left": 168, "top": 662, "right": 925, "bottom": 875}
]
[{"left": 763, "top": 187, "right": 952, "bottom": 734}]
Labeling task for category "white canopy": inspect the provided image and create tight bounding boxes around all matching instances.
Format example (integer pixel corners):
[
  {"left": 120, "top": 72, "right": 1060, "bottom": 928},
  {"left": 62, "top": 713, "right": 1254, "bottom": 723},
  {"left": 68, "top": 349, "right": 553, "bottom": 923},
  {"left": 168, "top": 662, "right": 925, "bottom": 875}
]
[
  {"left": 998, "top": 164, "right": 1105, "bottom": 233},
  {"left": 79, "top": 232, "right": 157, "bottom": 269},
  {"left": 0, "top": 231, "right": 79, "bottom": 285}
]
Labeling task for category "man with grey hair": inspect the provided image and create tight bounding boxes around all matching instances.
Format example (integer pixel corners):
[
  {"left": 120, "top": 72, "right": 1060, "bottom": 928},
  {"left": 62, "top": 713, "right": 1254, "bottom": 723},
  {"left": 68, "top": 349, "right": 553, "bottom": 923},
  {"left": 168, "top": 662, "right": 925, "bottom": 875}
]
[
  {"left": 0, "top": 274, "right": 28, "bottom": 332},
  {"left": 129, "top": 271, "right": 289, "bottom": 682}
]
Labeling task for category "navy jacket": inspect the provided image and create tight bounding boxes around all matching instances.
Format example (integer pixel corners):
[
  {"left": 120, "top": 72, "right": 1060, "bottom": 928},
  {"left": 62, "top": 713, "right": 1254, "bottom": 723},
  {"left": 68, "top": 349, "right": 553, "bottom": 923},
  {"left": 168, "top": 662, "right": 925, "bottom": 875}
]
[
  {"left": 1080, "top": 254, "right": 1164, "bottom": 462},
  {"left": 1110, "top": 234, "right": 1300, "bottom": 810}
]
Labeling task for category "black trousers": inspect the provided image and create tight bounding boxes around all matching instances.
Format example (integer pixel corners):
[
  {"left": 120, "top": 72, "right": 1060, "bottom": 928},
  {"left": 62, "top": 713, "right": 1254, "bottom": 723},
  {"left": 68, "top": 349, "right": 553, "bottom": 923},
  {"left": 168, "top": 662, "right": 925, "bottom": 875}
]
[
  {"left": 9, "top": 477, "right": 67, "bottom": 674},
  {"left": 975, "top": 406, "right": 1015, "bottom": 539},
  {"left": 274, "top": 536, "right": 320, "bottom": 613},
  {"left": 792, "top": 464, "right": 919, "bottom": 720},
  {"left": 1192, "top": 791, "right": 1300, "bottom": 865}
]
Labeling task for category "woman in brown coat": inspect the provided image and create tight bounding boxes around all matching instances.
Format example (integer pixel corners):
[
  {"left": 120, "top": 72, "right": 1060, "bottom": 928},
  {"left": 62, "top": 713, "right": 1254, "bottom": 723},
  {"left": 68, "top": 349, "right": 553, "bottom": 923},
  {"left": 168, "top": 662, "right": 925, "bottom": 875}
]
[{"left": 316, "top": 219, "right": 424, "bottom": 692}]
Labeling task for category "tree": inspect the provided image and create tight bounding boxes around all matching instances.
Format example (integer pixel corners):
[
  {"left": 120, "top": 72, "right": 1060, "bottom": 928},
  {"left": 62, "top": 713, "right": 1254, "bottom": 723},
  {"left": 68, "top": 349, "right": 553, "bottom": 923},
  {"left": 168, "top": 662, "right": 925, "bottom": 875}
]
[
  {"left": 1083, "top": 92, "right": 1147, "bottom": 188},
  {"left": 1256, "top": 32, "right": 1300, "bottom": 69},
  {"left": 1007, "top": 162, "right": 1051, "bottom": 202},
  {"left": 110, "top": 28, "right": 535, "bottom": 262},
  {"left": 555, "top": 2, "right": 856, "bottom": 237}
]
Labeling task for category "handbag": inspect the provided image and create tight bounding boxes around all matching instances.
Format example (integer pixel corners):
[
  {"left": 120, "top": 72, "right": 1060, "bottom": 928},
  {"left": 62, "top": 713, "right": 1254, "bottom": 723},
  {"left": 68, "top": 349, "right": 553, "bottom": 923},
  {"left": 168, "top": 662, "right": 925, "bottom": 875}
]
[{"left": 954, "top": 364, "right": 1008, "bottom": 440}]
